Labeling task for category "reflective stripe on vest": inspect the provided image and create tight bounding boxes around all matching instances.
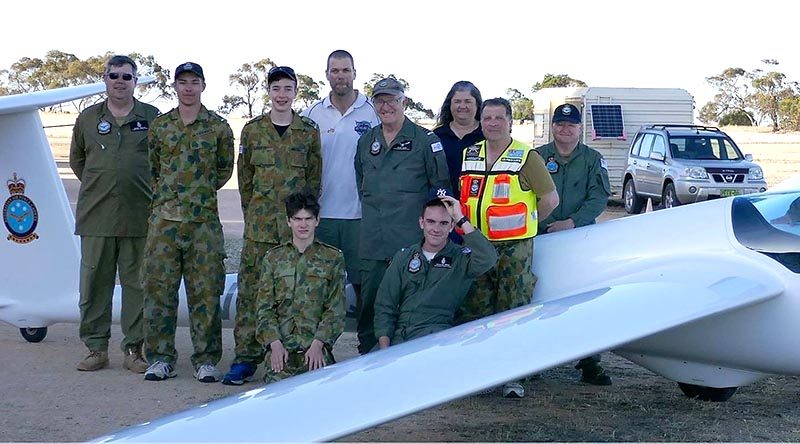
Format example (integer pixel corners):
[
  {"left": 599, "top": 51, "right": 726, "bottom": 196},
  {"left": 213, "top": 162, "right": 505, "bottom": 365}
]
[{"left": 459, "top": 139, "right": 538, "bottom": 241}]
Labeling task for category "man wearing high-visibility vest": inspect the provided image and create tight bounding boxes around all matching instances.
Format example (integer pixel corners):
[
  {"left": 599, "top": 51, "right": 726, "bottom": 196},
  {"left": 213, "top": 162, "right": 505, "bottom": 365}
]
[{"left": 455, "top": 97, "right": 559, "bottom": 398}]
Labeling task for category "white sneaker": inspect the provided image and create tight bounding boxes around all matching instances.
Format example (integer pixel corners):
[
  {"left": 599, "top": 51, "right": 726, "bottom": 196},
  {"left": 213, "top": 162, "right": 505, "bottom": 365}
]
[
  {"left": 194, "top": 364, "right": 222, "bottom": 383},
  {"left": 144, "top": 361, "right": 176, "bottom": 381},
  {"left": 502, "top": 382, "right": 525, "bottom": 398}
]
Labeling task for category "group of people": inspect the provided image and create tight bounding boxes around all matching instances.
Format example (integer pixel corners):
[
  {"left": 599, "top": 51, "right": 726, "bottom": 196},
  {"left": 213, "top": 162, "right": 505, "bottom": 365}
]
[{"left": 69, "top": 50, "right": 612, "bottom": 398}]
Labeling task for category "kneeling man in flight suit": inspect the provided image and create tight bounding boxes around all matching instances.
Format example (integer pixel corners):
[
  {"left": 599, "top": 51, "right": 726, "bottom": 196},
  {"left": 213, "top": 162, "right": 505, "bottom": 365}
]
[{"left": 373, "top": 188, "right": 497, "bottom": 348}]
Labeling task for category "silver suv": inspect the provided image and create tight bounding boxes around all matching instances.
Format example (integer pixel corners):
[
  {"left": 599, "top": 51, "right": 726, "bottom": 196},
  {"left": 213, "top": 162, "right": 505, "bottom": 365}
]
[{"left": 622, "top": 125, "right": 768, "bottom": 213}]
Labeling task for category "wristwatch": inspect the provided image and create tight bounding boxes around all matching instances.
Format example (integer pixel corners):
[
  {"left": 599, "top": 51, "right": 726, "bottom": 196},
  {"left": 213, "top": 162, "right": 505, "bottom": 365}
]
[{"left": 455, "top": 216, "right": 470, "bottom": 228}]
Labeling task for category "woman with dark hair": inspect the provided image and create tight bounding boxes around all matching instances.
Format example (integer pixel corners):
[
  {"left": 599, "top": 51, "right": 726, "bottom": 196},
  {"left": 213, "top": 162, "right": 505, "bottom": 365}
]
[{"left": 433, "top": 81, "right": 484, "bottom": 192}]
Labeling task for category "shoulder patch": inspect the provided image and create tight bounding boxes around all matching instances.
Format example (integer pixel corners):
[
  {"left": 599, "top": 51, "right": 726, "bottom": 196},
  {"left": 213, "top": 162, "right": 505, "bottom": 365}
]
[
  {"left": 461, "top": 246, "right": 472, "bottom": 255},
  {"left": 600, "top": 157, "right": 608, "bottom": 171},
  {"left": 431, "top": 141, "right": 443, "bottom": 153},
  {"left": 301, "top": 116, "right": 319, "bottom": 130},
  {"left": 244, "top": 114, "right": 265, "bottom": 126},
  {"left": 317, "top": 240, "right": 342, "bottom": 253},
  {"left": 208, "top": 110, "right": 227, "bottom": 122}
]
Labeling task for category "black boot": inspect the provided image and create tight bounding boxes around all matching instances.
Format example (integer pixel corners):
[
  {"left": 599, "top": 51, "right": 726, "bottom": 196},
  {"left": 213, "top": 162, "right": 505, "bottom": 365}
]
[{"left": 577, "top": 361, "right": 612, "bottom": 386}]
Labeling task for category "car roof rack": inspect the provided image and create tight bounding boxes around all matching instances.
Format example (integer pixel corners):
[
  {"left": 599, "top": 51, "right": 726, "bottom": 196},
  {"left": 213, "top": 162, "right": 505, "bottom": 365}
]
[{"left": 645, "top": 123, "right": 724, "bottom": 133}]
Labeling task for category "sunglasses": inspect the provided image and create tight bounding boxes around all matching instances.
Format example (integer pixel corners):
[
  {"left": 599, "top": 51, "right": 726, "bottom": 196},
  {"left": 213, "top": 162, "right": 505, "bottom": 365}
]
[
  {"left": 269, "top": 66, "right": 296, "bottom": 77},
  {"left": 107, "top": 73, "right": 134, "bottom": 81}
]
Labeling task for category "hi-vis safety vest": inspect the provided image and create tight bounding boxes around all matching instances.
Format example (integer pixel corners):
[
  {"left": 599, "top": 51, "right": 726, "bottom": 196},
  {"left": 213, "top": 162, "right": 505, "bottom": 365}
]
[{"left": 459, "top": 139, "right": 538, "bottom": 241}]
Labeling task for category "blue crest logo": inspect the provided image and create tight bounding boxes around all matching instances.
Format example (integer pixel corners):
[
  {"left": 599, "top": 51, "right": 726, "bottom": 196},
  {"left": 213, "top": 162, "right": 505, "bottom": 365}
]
[
  {"left": 354, "top": 121, "right": 371, "bottom": 136},
  {"left": 3, "top": 173, "right": 39, "bottom": 244}
]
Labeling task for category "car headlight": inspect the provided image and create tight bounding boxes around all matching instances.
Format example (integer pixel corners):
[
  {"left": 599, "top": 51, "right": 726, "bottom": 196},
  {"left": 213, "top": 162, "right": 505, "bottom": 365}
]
[
  {"left": 748, "top": 167, "right": 764, "bottom": 181},
  {"left": 683, "top": 166, "right": 708, "bottom": 180}
]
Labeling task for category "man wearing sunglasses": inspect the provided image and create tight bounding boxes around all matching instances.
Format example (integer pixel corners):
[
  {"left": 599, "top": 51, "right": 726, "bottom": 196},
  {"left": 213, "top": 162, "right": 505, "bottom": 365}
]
[
  {"left": 70, "top": 55, "right": 160, "bottom": 374},
  {"left": 354, "top": 77, "right": 450, "bottom": 354},
  {"left": 141, "top": 62, "right": 235, "bottom": 383},
  {"left": 222, "top": 65, "right": 322, "bottom": 386}
]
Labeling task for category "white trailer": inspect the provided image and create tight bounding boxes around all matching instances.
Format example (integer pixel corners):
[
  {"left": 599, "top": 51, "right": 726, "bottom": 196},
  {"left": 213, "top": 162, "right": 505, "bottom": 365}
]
[{"left": 530, "top": 87, "right": 694, "bottom": 197}]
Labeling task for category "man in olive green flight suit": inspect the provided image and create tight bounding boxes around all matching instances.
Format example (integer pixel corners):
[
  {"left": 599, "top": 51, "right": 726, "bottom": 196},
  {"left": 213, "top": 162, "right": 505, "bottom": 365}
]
[
  {"left": 70, "top": 55, "right": 160, "bottom": 373},
  {"left": 354, "top": 77, "right": 450, "bottom": 354},
  {"left": 374, "top": 189, "right": 497, "bottom": 348},
  {"left": 141, "top": 62, "right": 235, "bottom": 383},
  {"left": 223, "top": 66, "right": 322, "bottom": 386},
  {"left": 535, "top": 103, "right": 613, "bottom": 386},
  {"left": 257, "top": 190, "right": 345, "bottom": 383}
]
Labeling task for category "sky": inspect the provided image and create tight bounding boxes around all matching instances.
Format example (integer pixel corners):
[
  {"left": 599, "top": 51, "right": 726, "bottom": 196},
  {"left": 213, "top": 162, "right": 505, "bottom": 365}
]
[{"left": 3, "top": 0, "right": 798, "bottom": 116}]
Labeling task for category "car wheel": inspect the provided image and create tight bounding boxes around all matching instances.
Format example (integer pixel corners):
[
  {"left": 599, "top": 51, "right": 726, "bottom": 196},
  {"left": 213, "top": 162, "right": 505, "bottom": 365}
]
[
  {"left": 623, "top": 179, "right": 645, "bottom": 214},
  {"left": 662, "top": 183, "right": 681, "bottom": 209}
]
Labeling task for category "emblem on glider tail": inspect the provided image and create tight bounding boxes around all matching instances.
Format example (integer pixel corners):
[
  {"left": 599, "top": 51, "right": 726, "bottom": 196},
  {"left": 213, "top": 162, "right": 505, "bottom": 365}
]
[{"left": 3, "top": 173, "right": 39, "bottom": 244}]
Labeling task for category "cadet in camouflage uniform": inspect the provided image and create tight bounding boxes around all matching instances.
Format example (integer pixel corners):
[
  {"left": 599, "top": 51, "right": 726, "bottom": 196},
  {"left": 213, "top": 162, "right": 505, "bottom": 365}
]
[
  {"left": 535, "top": 103, "right": 613, "bottom": 386},
  {"left": 70, "top": 55, "right": 159, "bottom": 373},
  {"left": 141, "top": 62, "right": 235, "bottom": 383},
  {"left": 374, "top": 190, "right": 496, "bottom": 348},
  {"left": 223, "top": 66, "right": 322, "bottom": 386},
  {"left": 354, "top": 77, "right": 450, "bottom": 354},
  {"left": 256, "top": 191, "right": 345, "bottom": 383}
]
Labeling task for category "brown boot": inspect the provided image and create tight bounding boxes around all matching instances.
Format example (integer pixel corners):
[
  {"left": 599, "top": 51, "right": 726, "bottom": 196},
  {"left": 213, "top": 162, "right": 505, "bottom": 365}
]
[
  {"left": 123, "top": 345, "right": 149, "bottom": 374},
  {"left": 77, "top": 350, "right": 109, "bottom": 371}
]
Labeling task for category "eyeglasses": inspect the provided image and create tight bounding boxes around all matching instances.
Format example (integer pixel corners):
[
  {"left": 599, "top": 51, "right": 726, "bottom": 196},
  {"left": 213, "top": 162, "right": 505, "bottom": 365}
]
[
  {"left": 373, "top": 96, "right": 404, "bottom": 107},
  {"left": 107, "top": 73, "right": 134, "bottom": 81}
]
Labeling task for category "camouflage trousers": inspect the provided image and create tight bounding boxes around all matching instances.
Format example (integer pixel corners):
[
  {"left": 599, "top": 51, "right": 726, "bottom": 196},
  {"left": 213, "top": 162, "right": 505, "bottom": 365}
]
[
  {"left": 456, "top": 238, "right": 536, "bottom": 324},
  {"left": 263, "top": 346, "right": 335, "bottom": 384},
  {"left": 141, "top": 216, "right": 226, "bottom": 369},
  {"left": 232, "top": 239, "right": 277, "bottom": 366},
  {"left": 78, "top": 236, "right": 145, "bottom": 352}
]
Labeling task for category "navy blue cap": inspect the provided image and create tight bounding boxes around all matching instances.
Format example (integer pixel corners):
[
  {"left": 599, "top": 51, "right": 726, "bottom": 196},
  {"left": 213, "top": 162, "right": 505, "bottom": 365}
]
[
  {"left": 268, "top": 66, "right": 297, "bottom": 84},
  {"left": 175, "top": 62, "right": 204, "bottom": 80},
  {"left": 553, "top": 103, "right": 581, "bottom": 124},
  {"left": 426, "top": 187, "right": 455, "bottom": 204}
]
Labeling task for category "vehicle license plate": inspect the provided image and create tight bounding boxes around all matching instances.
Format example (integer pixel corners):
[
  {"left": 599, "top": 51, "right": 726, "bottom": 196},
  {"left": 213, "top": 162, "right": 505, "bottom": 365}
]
[{"left": 721, "top": 189, "right": 739, "bottom": 197}]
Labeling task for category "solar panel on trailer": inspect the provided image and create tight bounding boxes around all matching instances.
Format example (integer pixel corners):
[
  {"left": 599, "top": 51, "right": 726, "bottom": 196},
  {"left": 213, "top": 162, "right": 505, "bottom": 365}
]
[{"left": 591, "top": 104, "right": 624, "bottom": 138}]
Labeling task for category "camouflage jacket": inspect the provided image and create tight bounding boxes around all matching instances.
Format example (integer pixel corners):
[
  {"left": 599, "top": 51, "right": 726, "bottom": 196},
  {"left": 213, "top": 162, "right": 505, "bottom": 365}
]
[
  {"left": 69, "top": 99, "right": 160, "bottom": 236},
  {"left": 238, "top": 112, "right": 322, "bottom": 243},
  {"left": 256, "top": 240, "right": 345, "bottom": 351},
  {"left": 148, "top": 105, "right": 234, "bottom": 222},
  {"left": 354, "top": 117, "right": 450, "bottom": 260},
  {"left": 373, "top": 230, "right": 497, "bottom": 343}
]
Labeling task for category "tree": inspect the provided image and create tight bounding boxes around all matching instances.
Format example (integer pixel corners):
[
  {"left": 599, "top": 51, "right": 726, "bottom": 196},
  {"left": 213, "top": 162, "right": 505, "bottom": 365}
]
[
  {"left": 505, "top": 88, "right": 534, "bottom": 122},
  {"left": 750, "top": 59, "right": 798, "bottom": 132},
  {"left": 295, "top": 73, "right": 325, "bottom": 110},
  {"left": 363, "top": 73, "right": 433, "bottom": 121},
  {"left": 704, "top": 67, "right": 757, "bottom": 126},
  {"left": 719, "top": 110, "right": 755, "bottom": 126},
  {"left": 531, "top": 73, "right": 587, "bottom": 92},
  {"left": 218, "top": 59, "right": 274, "bottom": 118},
  {"left": 779, "top": 95, "right": 800, "bottom": 131}
]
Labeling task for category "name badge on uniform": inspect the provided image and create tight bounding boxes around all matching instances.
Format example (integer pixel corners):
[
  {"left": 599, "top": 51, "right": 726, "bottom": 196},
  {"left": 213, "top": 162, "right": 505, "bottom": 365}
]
[
  {"left": 432, "top": 256, "right": 453, "bottom": 269},
  {"left": 370, "top": 140, "right": 381, "bottom": 156},
  {"left": 97, "top": 120, "right": 111, "bottom": 135},
  {"left": 392, "top": 140, "right": 412, "bottom": 151},
  {"left": 546, "top": 156, "right": 559, "bottom": 174},
  {"left": 408, "top": 252, "right": 421, "bottom": 273},
  {"left": 129, "top": 120, "right": 149, "bottom": 132}
]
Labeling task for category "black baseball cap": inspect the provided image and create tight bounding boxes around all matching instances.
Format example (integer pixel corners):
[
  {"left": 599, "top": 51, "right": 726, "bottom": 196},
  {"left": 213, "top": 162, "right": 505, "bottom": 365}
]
[
  {"left": 268, "top": 66, "right": 297, "bottom": 84},
  {"left": 553, "top": 103, "right": 581, "bottom": 124},
  {"left": 174, "top": 62, "right": 204, "bottom": 80}
]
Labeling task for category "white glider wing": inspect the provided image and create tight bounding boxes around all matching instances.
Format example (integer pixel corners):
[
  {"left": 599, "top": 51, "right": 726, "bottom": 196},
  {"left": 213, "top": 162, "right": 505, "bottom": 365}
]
[{"left": 97, "top": 275, "right": 781, "bottom": 442}]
